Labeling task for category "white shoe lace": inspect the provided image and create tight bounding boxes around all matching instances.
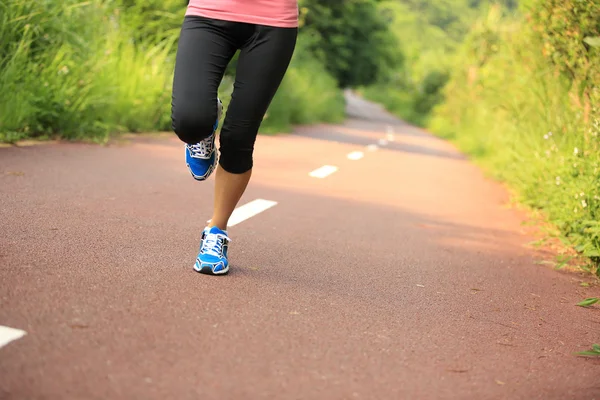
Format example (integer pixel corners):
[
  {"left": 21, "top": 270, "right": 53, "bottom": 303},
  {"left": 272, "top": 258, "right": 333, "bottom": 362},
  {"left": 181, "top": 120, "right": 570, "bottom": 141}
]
[
  {"left": 186, "top": 136, "right": 214, "bottom": 159},
  {"left": 201, "top": 232, "right": 230, "bottom": 257}
]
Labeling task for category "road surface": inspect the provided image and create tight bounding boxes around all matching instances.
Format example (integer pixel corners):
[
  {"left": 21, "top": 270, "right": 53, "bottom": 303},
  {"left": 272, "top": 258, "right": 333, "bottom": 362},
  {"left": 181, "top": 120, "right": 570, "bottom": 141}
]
[{"left": 1, "top": 93, "right": 599, "bottom": 399}]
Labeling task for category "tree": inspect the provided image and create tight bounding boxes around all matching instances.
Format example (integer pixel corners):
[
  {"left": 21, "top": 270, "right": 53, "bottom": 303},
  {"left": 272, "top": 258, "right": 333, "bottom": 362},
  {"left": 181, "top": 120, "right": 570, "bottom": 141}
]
[{"left": 299, "top": 0, "right": 402, "bottom": 88}]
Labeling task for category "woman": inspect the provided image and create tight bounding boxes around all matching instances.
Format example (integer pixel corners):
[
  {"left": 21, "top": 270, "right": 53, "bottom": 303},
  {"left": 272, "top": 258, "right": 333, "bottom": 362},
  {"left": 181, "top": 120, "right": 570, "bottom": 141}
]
[{"left": 171, "top": 0, "right": 298, "bottom": 275}]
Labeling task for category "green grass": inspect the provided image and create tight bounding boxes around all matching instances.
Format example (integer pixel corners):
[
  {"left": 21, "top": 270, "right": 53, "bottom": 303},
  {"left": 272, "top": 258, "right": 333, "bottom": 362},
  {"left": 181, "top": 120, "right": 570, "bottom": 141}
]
[
  {"left": 0, "top": 0, "right": 177, "bottom": 143},
  {"left": 0, "top": 0, "right": 345, "bottom": 143}
]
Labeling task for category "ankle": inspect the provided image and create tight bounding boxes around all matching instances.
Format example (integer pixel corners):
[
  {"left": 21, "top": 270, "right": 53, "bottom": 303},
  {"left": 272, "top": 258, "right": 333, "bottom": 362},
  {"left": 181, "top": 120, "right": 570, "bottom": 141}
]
[{"left": 208, "top": 220, "right": 228, "bottom": 231}]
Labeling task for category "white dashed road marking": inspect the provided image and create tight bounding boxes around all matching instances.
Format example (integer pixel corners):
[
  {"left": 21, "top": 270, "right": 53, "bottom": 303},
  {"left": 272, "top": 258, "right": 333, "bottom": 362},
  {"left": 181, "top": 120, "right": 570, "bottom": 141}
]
[
  {"left": 378, "top": 138, "right": 389, "bottom": 146},
  {"left": 347, "top": 151, "right": 364, "bottom": 160},
  {"left": 208, "top": 199, "right": 278, "bottom": 227},
  {"left": 366, "top": 144, "right": 378, "bottom": 151},
  {"left": 0, "top": 326, "right": 26, "bottom": 349},
  {"left": 309, "top": 165, "right": 338, "bottom": 179},
  {"left": 384, "top": 125, "right": 395, "bottom": 142}
]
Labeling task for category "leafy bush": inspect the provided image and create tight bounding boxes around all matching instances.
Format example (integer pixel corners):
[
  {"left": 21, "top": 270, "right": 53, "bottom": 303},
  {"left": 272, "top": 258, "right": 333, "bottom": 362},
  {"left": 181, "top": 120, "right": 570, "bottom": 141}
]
[
  {"left": 298, "top": 0, "right": 401, "bottom": 88},
  {"left": 429, "top": 3, "right": 600, "bottom": 270},
  {"left": 527, "top": 0, "right": 600, "bottom": 101}
]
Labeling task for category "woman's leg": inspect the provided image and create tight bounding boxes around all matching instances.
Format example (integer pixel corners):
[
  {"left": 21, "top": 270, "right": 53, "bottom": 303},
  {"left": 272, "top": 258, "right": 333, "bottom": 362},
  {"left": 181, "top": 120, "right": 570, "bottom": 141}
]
[
  {"left": 209, "top": 25, "right": 298, "bottom": 229},
  {"left": 208, "top": 166, "right": 252, "bottom": 230},
  {"left": 171, "top": 16, "right": 238, "bottom": 181},
  {"left": 195, "top": 24, "right": 297, "bottom": 275}
]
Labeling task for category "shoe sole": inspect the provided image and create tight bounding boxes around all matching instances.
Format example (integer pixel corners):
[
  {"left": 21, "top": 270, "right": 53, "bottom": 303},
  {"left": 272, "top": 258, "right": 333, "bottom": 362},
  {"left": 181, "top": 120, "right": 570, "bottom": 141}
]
[
  {"left": 186, "top": 155, "right": 216, "bottom": 181},
  {"left": 193, "top": 262, "right": 229, "bottom": 275}
]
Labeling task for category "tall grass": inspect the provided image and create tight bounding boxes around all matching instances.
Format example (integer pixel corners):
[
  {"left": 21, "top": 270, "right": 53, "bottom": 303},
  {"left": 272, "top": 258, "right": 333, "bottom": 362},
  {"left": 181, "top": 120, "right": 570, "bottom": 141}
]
[
  {"left": 429, "top": 6, "right": 600, "bottom": 271},
  {"left": 0, "top": 0, "right": 345, "bottom": 143},
  {"left": 0, "top": 0, "right": 177, "bottom": 143}
]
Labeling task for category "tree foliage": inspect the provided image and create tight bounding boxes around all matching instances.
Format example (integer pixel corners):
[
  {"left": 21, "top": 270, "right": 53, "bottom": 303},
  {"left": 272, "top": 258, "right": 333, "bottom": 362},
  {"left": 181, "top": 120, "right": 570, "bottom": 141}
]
[{"left": 299, "top": 0, "right": 402, "bottom": 88}]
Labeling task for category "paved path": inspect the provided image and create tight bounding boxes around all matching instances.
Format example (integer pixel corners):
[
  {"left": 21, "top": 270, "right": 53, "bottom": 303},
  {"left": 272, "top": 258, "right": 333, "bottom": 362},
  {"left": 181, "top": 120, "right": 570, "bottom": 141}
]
[{"left": 1, "top": 93, "right": 599, "bottom": 399}]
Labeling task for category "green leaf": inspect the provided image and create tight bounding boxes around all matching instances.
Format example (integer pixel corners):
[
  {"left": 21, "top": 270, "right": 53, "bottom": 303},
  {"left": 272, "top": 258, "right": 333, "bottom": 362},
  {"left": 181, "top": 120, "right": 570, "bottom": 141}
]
[
  {"left": 555, "top": 256, "right": 573, "bottom": 270},
  {"left": 577, "top": 297, "right": 600, "bottom": 307},
  {"left": 575, "top": 344, "right": 600, "bottom": 357},
  {"left": 576, "top": 350, "right": 600, "bottom": 357},
  {"left": 580, "top": 264, "right": 593, "bottom": 273},
  {"left": 583, "top": 36, "right": 600, "bottom": 47}
]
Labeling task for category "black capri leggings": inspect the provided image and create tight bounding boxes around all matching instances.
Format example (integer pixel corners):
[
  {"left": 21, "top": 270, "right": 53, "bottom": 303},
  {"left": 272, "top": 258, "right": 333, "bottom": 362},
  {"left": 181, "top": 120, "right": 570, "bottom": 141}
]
[{"left": 171, "top": 15, "right": 298, "bottom": 174}]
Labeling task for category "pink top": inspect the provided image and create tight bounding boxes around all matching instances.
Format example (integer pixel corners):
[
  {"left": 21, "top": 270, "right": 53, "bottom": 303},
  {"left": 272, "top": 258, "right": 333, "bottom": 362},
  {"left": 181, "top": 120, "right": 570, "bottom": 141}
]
[{"left": 186, "top": 0, "right": 299, "bottom": 28}]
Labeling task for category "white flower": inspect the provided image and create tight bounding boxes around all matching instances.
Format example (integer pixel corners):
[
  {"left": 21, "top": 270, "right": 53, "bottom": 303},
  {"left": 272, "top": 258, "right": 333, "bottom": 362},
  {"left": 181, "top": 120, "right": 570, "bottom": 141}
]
[
  {"left": 544, "top": 134, "right": 549, "bottom": 140},
  {"left": 582, "top": 200, "right": 587, "bottom": 208},
  {"left": 574, "top": 147, "right": 579, "bottom": 155}
]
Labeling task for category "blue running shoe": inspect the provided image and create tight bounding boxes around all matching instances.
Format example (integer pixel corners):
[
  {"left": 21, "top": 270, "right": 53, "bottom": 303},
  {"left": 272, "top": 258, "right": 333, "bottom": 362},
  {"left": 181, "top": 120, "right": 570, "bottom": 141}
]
[
  {"left": 185, "top": 98, "right": 223, "bottom": 181},
  {"left": 194, "top": 226, "right": 231, "bottom": 275}
]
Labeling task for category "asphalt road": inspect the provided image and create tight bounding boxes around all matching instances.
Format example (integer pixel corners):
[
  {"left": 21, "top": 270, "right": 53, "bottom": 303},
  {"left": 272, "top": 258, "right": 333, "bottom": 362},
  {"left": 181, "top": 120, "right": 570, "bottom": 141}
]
[{"left": 1, "top": 94, "right": 599, "bottom": 399}]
